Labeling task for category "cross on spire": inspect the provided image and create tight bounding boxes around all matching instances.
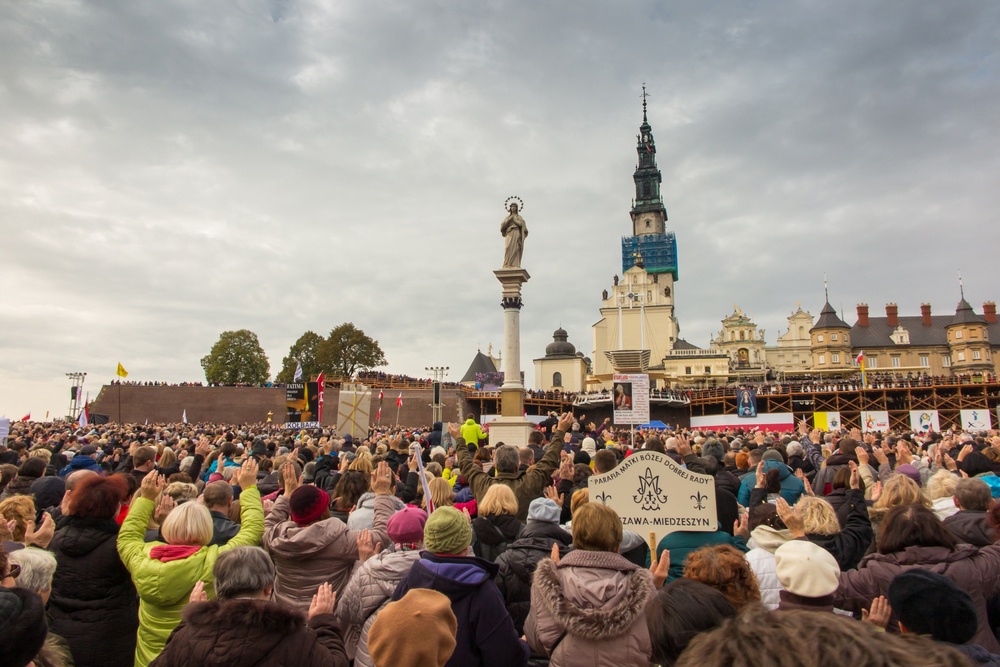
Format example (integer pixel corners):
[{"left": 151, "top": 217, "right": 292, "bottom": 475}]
[{"left": 641, "top": 83, "right": 649, "bottom": 121}]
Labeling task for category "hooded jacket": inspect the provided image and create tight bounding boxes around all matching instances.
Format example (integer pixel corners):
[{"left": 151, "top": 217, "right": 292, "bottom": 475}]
[
  {"left": 148, "top": 599, "right": 348, "bottom": 667},
  {"left": 736, "top": 459, "right": 805, "bottom": 507},
  {"left": 336, "top": 549, "right": 422, "bottom": 667},
  {"left": 944, "top": 510, "right": 995, "bottom": 547},
  {"left": 461, "top": 419, "right": 488, "bottom": 448},
  {"left": 49, "top": 515, "right": 139, "bottom": 667},
  {"left": 457, "top": 429, "right": 566, "bottom": 522},
  {"left": 116, "top": 486, "right": 265, "bottom": 667},
  {"left": 472, "top": 513, "right": 524, "bottom": 562},
  {"left": 263, "top": 493, "right": 394, "bottom": 610},
  {"left": 393, "top": 552, "right": 529, "bottom": 667},
  {"left": 745, "top": 525, "right": 795, "bottom": 610},
  {"left": 58, "top": 455, "right": 104, "bottom": 477},
  {"left": 346, "top": 492, "right": 406, "bottom": 532},
  {"left": 494, "top": 521, "right": 573, "bottom": 635},
  {"left": 835, "top": 544, "right": 1000, "bottom": 653},
  {"left": 525, "top": 550, "right": 654, "bottom": 667}
]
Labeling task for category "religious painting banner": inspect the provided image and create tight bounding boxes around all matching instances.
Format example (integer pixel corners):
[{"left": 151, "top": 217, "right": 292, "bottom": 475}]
[
  {"left": 613, "top": 373, "right": 650, "bottom": 425},
  {"left": 736, "top": 389, "right": 758, "bottom": 418},
  {"left": 861, "top": 411, "right": 890, "bottom": 433},
  {"left": 589, "top": 450, "right": 717, "bottom": 547},
  {"left": 909, "top": 410, "right": 940, "bottom": 434}
]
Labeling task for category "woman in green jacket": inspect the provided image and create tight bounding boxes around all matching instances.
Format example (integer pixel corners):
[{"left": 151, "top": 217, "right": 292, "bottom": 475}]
[{"left": 117, "top": 459, "right": 265, "bottom": 667}]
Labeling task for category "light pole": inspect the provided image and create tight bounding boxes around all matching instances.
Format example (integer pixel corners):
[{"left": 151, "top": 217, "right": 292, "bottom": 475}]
[
  {"left": 425, "top": 366, "right": 449, "bottom": 424},
  {"left": 65, "top": 372, "right": 87, "bottom": 420}
]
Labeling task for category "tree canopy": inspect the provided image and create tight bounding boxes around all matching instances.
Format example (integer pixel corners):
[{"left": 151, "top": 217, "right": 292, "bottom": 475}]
[
  {"left": 316, "top": 323, "right": 387, "bottom": 377},
  {"left": 200, "top": 329, "right": 270, "bottom": 385},
  {"left": 275, "top": 331, "right": 325, "bottom": 383}
]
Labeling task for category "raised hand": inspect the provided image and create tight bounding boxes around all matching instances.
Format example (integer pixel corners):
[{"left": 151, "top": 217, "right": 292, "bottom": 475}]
[
  {"left": 650, "top": 550, "right": 670, "bottom": 588},
  {"left": 238, "top": 457, "right": 259, "bottom": 490},
  {"left": 855, "top": 446, "right": 870, "bottom": 467},
  {"left": 775, "top": 497, "right": 805, "bottom": 537},
  {"left": 140, "top": 470, "right": 165, "bottom": 500},
  {"left": 189, "top": 580, "right": 208, "bottom": 604},
  {"left": 356, "top": 529, "right": 381, "bottom": 562},
  {"left": 308, "top": 582, "right": 336, "bottom": 619},
  {"left": 281, "top": 462, "right": 301, "bottom": 498},
  {"left": 544, "top": 485, "right": 565, "bottom": 507},
  {"left": 755, "top": 461, "right": 766, "bottom": 489},
  {"left": 550, "top": 542, "right": 561, "bottom": 564},
  {"left": 24, "top": 512, "right": 55, "bottom": 549},
  {"left": 848, "top": 461, "right": 860, "bottom": 490},
  {"left": 861, "top": 596, "right": 892, "bottom": 628},
  {"left": 733, "top": 515, "right": 750, "bottom": 539},
  {"left": 447, "top": 422, "right": 462, "bottom": 440},
  {"left": 153, "top": 494, "right": 176, "bottom": 525},
  {"left": 371, "top": 461, "right": 394, "bottom": 496},
  {"left": 556, "top": 412, "right": 575, "bottom": 433},
  {"left": 871, "top": 445, "right": 889, "bottom": 466}
]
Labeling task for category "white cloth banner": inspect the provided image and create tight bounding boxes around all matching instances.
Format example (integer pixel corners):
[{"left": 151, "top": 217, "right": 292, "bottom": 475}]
[
  {"left": 960, "top": 409, "right": 992, "bottom": 432},
  {"left": 861, "top": 411, "right": 890, "bottom": 433},
  {"left": 909, "top": 410, "right": 939, "bottom": 434}
]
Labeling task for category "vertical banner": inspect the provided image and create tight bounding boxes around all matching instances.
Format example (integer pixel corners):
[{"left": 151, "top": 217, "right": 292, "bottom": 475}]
[
  {"left": 813, "top": 412, "right": 841, "bottom": 431},
  {"left": 316, "top": 373, "right": 325, "bottom": 424},
  {"left": 613, "top": 374, "right": 650, "bottom": 425},
  {"left": 861, "top": 411, "right": 890, "bottom": 433},
  {"left": 736, "top": 389, "right": 758, "bottom": 418},
  {"left": 959, "top": 409, "right": 992, "bottom": 431},
  {"left": 909, "top": 410, "right": 940, "bottom": 434},
  {"left": 337, "top": 383, "right": 372, "bottom": 440}
]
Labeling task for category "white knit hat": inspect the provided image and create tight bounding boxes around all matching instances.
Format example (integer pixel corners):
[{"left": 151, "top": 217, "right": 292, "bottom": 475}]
[{"left": 774, "top": 540, "right": 840, "bottom": 598}]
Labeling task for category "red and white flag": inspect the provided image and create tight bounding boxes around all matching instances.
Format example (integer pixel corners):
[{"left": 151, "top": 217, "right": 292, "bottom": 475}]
[
  {"left": 396, "top": 393, "right": 403, "bottom": 407},
  {"left": 77, "top": 394, "right": 90, "bottom": 429},
  {"left": 379, "top": 390, "right": 384, "bottom": 403},
  {"left": 376, "top": 407, "right": 382, "bottom": 421},
  {"left": 20, "top": 413, "right": 30, "bottom": 422},
  {"left": 316, "top": 373, "right": 325, "bottom": 423},
  {"left": 855, "top": 351, "right": 864, "bottom": 365}
]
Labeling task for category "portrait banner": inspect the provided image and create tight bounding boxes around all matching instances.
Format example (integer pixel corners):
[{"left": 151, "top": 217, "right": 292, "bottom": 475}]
[
  {"left": 736, "top": 389, "right": 758, "bottom": 418},
  {"left": 589, "top": 450, "right": 717, "bottom": 546},
  {"left": 613, "top": 373, "right": 650, "bottom": 425}
]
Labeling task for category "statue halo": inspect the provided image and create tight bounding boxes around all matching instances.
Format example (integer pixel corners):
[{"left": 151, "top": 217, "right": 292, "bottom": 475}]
[{"left": 504, "top": 196, "right": 524, "bottom": 213}]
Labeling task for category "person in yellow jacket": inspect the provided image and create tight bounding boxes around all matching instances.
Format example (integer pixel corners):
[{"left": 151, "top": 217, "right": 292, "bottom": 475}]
[
  {"left": 117, "top": 459, "right": 265, "bottom": 667},
  {"left": 460, "top": 414, "right": 488, "bottom": 449}
]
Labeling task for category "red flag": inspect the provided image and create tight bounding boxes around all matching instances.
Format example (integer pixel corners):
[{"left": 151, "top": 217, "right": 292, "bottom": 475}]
[
  {"left": 379, "top": 390, "right": 384, "bottom": 403},
  {"left": 396, "top": 393, "right": 402, "bottom": 407},
  {"left": 20, "top": 413, "right": 30, "bottom": 422},
  {"left": 376, "top": 407, "right": 382, "bottom": 421},
  {"left": 316, "top": 373, "right": 325, "bottom": 423}
]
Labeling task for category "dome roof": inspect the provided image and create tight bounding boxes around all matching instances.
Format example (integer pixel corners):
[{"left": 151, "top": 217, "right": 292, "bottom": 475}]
[{"left": 545, "top": 328, "right": 577, "bottom": 357}]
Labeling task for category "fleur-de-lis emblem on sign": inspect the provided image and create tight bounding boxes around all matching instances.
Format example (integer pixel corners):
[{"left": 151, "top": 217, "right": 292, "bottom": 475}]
[
  {"left": 633, "top": 467, "right": 669, "bottom": 512},
  {"left": 595, "top": 492, "right": 611, "bottom": 505},
  {"left": 691, "top": 491, "right": 708, "bottom": 511}
]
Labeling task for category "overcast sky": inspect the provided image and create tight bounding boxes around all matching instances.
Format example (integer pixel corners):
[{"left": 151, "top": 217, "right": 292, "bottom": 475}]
[{"left": 3, "top": 1, "right": 999, "bottom": 419}]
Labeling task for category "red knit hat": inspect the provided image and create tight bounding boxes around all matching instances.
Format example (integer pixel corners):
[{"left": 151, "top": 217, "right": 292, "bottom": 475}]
[
  {"left": 387, "top": 507, "right": 428, "bottom": 545},
  {"left": 289, "top": 486, "right": 330, "bottom": 526}
]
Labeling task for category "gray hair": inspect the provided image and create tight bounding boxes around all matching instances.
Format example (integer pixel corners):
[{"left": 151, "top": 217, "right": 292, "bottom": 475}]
[
  {"left": 786, "top": 441, "right": 804, "bottom": 458},
  {"left": 493, "top": 446, "right": 520, "bottom": 474},
  {"left": 213, "top": 546, "right": 275, "bottom": 600},
  {"left": 10, "top": 548, "right": 57, "bottom": 595}
]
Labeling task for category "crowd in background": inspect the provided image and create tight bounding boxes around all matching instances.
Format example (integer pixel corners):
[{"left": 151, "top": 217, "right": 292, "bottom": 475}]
[{"left": 2, "top": 413, "right": 1000, "bottom": 666}]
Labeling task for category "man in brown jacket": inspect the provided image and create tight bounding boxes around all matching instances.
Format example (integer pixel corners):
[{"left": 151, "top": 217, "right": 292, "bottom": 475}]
[
  {"left": 264, "top": 461, "right": 396, "bottom": 611},
  {"left": 452, "top": 412, "right": 572, "bottom": 522}
]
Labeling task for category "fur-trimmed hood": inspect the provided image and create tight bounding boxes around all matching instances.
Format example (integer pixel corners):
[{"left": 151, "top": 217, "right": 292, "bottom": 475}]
[
  {"left": 172, "top": 599, "right": 307, "bottom": 664},
  {"left": 184, "top": 598, "right": 305, "bottom": 633},
  {"left": 531, "top": 550, "right": 653, "bottom": 641}
]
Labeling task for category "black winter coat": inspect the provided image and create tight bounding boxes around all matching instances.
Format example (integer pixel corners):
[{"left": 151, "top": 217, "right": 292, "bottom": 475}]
[
  {"left": 473, "top": 514, "right": 524, "bottom": 562},
  {"left": 150, "top": 599, "right": 348, "bottom": 667},
  {"left": 48, "top": 516, "right": 139, "bottom": 667},
  {"left": 494, "top": 522, "right": 572, "bottom": 635}
]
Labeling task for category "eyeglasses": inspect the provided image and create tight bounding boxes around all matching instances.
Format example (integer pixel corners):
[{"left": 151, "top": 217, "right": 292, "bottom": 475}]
[{"left": 4, "top": 563, "right": 20, "bottom": 580}]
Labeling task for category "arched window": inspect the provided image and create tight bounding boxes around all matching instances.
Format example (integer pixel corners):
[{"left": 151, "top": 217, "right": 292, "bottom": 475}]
[{"left": 552, "top": 372, "right": 562, "bottom": 387}]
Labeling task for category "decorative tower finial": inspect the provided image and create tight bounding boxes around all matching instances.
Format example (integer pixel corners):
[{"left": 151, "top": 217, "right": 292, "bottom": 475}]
[
  {"left": 824, "top": 273, "right": 829, "bottom": 303},
  {"left": 641, "top": 83, "right": 648, "bottom": 122},
  {"left": 959, "top": 270, "right": 965, "bottom": 299}
]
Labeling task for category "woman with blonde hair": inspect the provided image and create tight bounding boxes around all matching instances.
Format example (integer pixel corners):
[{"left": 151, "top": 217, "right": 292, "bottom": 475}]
[
  {"left": 472, "top": 484, "right": 523, "bottom": 562},
  {"left": 926, "top": 468, "right": 961, "bottom": 520},
  {"left": 776, "top": 461, "right": 873, "bottom": 571},
  {"left": 117, "top": 460, "right": 264, "bottom": 667},
  {"left": 869, "top": 474, "right": 929, "bottom": 547}
]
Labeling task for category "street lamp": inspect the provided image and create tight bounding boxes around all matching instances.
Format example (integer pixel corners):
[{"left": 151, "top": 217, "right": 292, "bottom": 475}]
[
  {"left": 65, "top": 372, "right": 87, "bottom": 420},
  {"left": 425, "top": 366, "right": 450, "bottom": 424}
]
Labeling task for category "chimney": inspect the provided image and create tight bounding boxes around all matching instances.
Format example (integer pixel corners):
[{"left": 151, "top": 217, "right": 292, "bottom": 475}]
[
  {"left": 856, "top": 304, "right": 869, "bottom": 327},
  {"left": 886, "top": 303, "right": 899, "bottom": 327},
  {"left": 985, "top": 301, "right": 997, "bottom": 324},
  {"left": 920, "top": 303, "right": 932, "bottom": 326}
]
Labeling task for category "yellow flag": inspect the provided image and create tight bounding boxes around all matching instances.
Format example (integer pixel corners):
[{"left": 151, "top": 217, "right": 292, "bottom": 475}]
[{"left": 116, "top": 362, "right": 129, "bottom": 378}]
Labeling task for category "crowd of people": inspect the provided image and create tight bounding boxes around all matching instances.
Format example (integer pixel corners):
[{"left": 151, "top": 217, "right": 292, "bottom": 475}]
[{"left": 2, "top": 415, "right": 1000, "bottom": 666}]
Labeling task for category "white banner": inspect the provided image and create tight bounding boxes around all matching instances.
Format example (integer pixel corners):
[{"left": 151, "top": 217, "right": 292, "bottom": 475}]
[
  {"left": 689, "top": 413, "right": 795, "bottom": 432},
  {"left": 861, "top": 411, "right": 890, "bottom": 433},
  {"left": 909, "top": 410, "right": 940, "bottom": 434},
  {"left": 813, "top": 412, "right": 841, "bottom": 431},
  {"left": 612, "top": 373, "right": 650, "bottom": 425},
  {"left": 0, "top": 418, "right": 9, "bottom": 441},
  {"left": 960, "top": 409, "right": 992, "bottom": 432},
  {"left": 282, "top": 421, "right": 321, "bottom": 430}
]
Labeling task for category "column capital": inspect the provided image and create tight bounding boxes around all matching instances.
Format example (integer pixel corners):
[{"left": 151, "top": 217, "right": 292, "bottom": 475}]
[{"left": 501, "top": 296, "right": 523, "bottom": 310}]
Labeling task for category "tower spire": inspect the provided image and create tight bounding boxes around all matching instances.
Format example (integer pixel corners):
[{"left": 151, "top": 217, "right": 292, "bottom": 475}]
[
  {"left": 824, "top": 274, "right": 829, "bottom": 303},
  {"left": 959, "top": 270, "right": 965, "bottom": 300},
  {"left": 641, "top": 82, "right": 648, "bottom": 122}
]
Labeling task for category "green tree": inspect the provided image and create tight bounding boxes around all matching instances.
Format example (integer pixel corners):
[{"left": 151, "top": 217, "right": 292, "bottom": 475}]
[
  {"left": 316, "top": 323, "right": 387, "bottom": 377},
  {"left": 275, "top": 331, "right": 325, "bottom": 383},
  {"left": 200, "top": 329, "right": 270, "bottom": 385}
]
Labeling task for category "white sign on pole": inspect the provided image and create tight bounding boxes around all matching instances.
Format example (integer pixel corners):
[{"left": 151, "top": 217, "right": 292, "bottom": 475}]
[
  {"left": 590, "top": 450, "right": 717, "bottom": 547},
  {"left": 960, "top": 409, "right": 992, "bottom": 432},
  {"left": 612, "top": 373, "right": 650, "bottom": 425}
]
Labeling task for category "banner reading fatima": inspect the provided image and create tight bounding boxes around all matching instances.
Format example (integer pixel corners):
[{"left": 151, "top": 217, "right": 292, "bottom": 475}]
[
  {"left": 612, "top": 373, "right": 650, "bottom": 425},
  {"left": 589, "top": 450, "right": 717, "bottom": 547}
]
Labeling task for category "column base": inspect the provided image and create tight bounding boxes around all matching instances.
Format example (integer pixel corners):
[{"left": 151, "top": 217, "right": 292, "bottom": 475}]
[{"left": 488, "top": 417, "right": 535, "bottom": 449}]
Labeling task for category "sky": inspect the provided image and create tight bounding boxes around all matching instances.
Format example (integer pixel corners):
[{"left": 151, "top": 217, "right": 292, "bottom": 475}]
[{"left": 2, "top": 1, "right": 999, "bottom": 419}]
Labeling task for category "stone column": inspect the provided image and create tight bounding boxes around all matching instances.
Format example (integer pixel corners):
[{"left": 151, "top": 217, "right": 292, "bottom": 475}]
[{"left": 490, "top": 268, "right": 534, "bottom": 447}]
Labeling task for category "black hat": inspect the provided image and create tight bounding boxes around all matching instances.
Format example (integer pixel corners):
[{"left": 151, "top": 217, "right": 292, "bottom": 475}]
[
  {"left": 0, "top": 588, "right": 49, "bottom": 667},
  {"left": 887, "top": 569, "right": 977, "bottom": 644},
  {"left": 79, "top": 444, "right": 98, "bottom": 456}
]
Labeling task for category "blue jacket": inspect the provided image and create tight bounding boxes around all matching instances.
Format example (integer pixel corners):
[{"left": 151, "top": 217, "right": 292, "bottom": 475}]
[
  {"left": 736, "top": 459, "right": 805, "bottom": 507},
  {"left": 58, "top": 455, "right": 103, "bottom": 477},
  {"left": 393, "top": 552, "right": 528, "bottom": 667}
]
